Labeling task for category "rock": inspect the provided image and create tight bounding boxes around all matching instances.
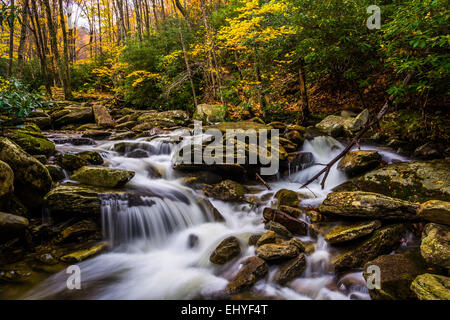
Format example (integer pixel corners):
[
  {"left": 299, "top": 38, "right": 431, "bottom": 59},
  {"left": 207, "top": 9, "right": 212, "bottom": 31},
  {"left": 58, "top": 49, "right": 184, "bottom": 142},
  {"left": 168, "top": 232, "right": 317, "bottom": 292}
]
[
  {"left": 263, "top": 207, "right": 308, "bottom": 235},
  {"left": 0, "top": 194, "right": 28, "bottom": 216},
  {"left": 188, "top": 234, "right": 199, "bottom": 248},
  {"left": 318, "top": 191, "right": 419, "bottom": 220},
  {"left": 285, "top": 130, "right": 304, "bottom": 145},
  {"left": 256, "top": 231, "right": 276, "bottom": 246},
  {"left": 273, "top": 254, "right": 306, "bottom": 285},
  {"left": 226, "top": 257, "right": 268, "bottom": 293},
  {"left": 410, "top": 273, "right": 450, "bottom": 300},
  {"left": 81, "top": 130, "right": 112, "bottom": 139},
  {"left": 34, "top": 155, "right": 47, "bottom": 164},
  {"left": 256, "top": 243, "right": 299, "bottom": 261},
  {"left": 337, "top": 150, "right": 382, "bottom": 177},
  {"left": 325, "top": 220, "right": 382, "bottom": 244},
  {"left": 194, "top": 104, "right": 227, "bottom": 123},
  {"left": 76, "top": 123, "right": 103, "bottom": 131},
  {"left": 204, "top": 180, "right": 247, "bottom": 202},
  {"left": 0, "top": 160, "right": 14, "bottom": 197},
  {"left": 55, "top": 153, "right": 88, "bottom": 171},
  {"left": 417, "top": 200, "right": 450, "bottom": 226},
  {"left": 420, "top": 223, "right": 450, "bottom": 269},
  {"left": 60, "top": 242, "right": 108, "bottom": 263},
  {"left": 56, "top": 219, "right": 99, "bottom": 243},
  {"left": 71, "top": 166, "right": 135, "bottom": 188},
  {"left": 275, "top": 189, "right": 299, "bottom": 208},
  {"left": 0, "top": 137, "right": 52, "bottom": 207},
  {"left": 285, "top": 238, "right": 306, "bottom": 252},
  {"left": 334, "top": 159, "right": 450, "bottom": 202},
  {"left": 26, "top": 112, "right": 52, "bottom": 129},
  {"left": 77, "top": 151, "right": 104, "bottom": 165},
  {"left": 210, "top": 236, "right": 241, "bottom": 264},
  {"left": 92, "top": 104, "right": 115, "bottom": 128},
  {"left": 4, "top": 129, "right": 55, "bottom": 156},
  {"left": 363, "top": 251, "right": 428, "bottom": 300},
  {"left": 414, "top": 143, "right": 441, "bottom": 160},
  {"left": 304, "top": 126, "right": 328, "bottom": 140},
  {"left": 126, "top": 149, "right": 149, "bottom": 158},
  {"left": 0, "top": 211, "right": 29, "bottom": 239},
  {"left": 133, "top": 110, "right": 190, "bottom": 131},
  {"left": 53, "top": 137, "right": 96, "bottom": 146},
  {"left": 332, "top": 224, "right": 406, "bottom": 272},
  {"left": 264, "top": 221, "right": 293, "bottom": 239},
  {"left": 248, "top": 234, "right": 263, "bottom": 246},
  {"left": 45, "top": 164, "right": 66, "bottom": 182},
  {"left": 51, "top": 106, "right": 94, "bottom": 128},
  {"left": 315, "top": 109, "right": 369, "bottom": 136},
  {"left": 211, "top": 121, "right": 272, "bottom": 133}
]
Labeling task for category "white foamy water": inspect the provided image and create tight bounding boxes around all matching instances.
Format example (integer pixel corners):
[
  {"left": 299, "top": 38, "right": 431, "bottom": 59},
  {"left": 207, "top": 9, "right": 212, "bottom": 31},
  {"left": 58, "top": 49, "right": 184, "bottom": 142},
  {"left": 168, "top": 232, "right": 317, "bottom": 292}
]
[{"left": 24, "top": 131, "right": 407, "bottom": 300}]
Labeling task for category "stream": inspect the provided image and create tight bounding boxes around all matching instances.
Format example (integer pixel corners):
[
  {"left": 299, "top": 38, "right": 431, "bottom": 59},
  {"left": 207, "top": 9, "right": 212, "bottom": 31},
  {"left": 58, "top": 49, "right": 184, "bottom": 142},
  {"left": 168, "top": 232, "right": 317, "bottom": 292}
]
[{"left": 23, "top": 130, "right": 409, "bottom": 300}]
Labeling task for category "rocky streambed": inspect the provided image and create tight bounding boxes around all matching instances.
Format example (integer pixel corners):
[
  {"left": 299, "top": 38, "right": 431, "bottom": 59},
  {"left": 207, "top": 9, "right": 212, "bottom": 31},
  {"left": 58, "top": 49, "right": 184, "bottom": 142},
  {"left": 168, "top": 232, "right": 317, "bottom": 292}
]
[{"left": 0, "top": 100, "right": 449, "bottom": 300}]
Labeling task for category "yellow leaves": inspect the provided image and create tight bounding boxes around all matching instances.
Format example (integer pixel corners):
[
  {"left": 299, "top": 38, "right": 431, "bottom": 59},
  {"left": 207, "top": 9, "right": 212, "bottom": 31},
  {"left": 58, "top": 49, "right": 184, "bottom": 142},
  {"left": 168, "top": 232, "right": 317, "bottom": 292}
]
[
  {"left": 163, "top": 50, "right": 182, "bottom": 66},
  {"left": 126, "top": 70, "right": 162, "bottom": 87},
  {"left": 92, "top": 66, "right": 113, "bottom": 78}
]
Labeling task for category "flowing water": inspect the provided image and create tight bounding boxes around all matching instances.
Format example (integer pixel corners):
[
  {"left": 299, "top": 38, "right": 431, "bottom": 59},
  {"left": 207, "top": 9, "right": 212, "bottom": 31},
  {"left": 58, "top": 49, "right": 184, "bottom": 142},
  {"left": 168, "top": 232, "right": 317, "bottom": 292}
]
[{"left": 23, "top": 130, "right": 409, "bottom": 300}]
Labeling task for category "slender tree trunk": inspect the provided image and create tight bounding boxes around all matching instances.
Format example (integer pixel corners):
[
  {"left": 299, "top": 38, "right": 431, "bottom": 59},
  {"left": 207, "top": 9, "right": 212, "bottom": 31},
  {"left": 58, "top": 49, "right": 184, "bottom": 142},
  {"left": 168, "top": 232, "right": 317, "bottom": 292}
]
[
  {"left": 97, "top": 0, "right": 103, "bottom": 54},
  {"left": 7, "top": 0, "right": 15, "bottom": 77},
  {"left": 58, "top": 0, "right": 72, "bottom": 92},
  {"left": 17, "top": 0, "right": 30, "bottom": 79},
  {"left": 297, "top": 58, "right": 310, "bottom": 124}
]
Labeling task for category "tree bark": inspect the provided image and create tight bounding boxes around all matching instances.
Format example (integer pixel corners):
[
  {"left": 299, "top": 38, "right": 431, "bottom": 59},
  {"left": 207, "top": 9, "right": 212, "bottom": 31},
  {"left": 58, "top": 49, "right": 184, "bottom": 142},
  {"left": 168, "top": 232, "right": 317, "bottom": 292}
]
[
  {"left": 297, "top": 58, "right": 310, "bottom": 124},
  {"left": 7, "top": 0, "right": 15, "bottom": 77},
  {"left": 17, "top": 0, "right": 30, "bottom": 79}
]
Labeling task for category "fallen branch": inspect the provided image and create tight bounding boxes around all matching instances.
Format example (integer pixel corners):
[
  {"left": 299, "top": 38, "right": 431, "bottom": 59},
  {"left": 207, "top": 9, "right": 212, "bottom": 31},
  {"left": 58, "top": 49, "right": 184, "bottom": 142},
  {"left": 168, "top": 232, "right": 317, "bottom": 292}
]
[
  {"left": 300, "top": 71, "right": 414, "bottom": 190},
  {"left": 256, "top": 173, "right": 272, "bottom": 190}
]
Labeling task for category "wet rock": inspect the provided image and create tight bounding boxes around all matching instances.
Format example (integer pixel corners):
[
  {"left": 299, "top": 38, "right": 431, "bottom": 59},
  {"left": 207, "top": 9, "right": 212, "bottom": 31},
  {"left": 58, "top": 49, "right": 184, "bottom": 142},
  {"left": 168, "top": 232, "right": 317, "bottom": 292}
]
[
  {"left": 273, "top": 253, "right": 306, "bottom": 285},
  {"left": 420, "top": 223, "right": 450, "bottom": 269},
  {"left": 256, "top": 231, "right": 276, "bottom": 246},
  {"left": 316, "top": 109, "right": 369, "bottom": 136},
  {"left": 211, "top": 121, "right": 272, "bottom": 133},
  {"left": 319, "top": 191, "right": 419, "bottom": 220},
  {"left": 4, "top": 129, "right": 55, "bottom": 156},
  {"left": 226, "top": 256, "right": 268, "bottom": 294},
  {"left": 53, "top": 137, "right": 96, "bottom": 146},
  {"left": 325, "top": 220, "right": 382, "bottom": 244},
  {"left": 45, "top": 164, "right": 66, "bottom": 182},
  {"left": 337, "top": 150, "right": 382, "bottom": 177},
  {"left": 36, "top": 253, "right": 58, "bottom": 265},
  {"left": 133, "top": 110, "right": 190, "bottom": 131},
  {"left": 284, "top": 238, "right": 306, "bottom": 252},
  {"left": 116, "top": 121, "right": 137, "bottom": 130},
  {"left": 210, "top": 236, "right": 241, "bottom": 265},
  {"left": 256, "top": 243, "right": 299, "bottom": 261},
  {"left": 76, "top": 123, "right": 103, "bottom": 131},
  {"left": 0, "top": 212, "right": 29, "bottom": 239},
  {"left": 81, "top": 130, "right": 112, "bottom": 140},
  {"left": 55, "top": 219, "right": 99, "bottom": 244},
  {"left": 55, "top": 153, "right": 88, "bottom": 171},
  {"left": 113, "top": 141, "right": 155, "bottom": 154},
  {"left": 194, "top": 104, "right": 227, "bottom": 123},
  {"left": 363, "top": 251, "right": 428, "bottom": 300},
  {"left": 275, "top": 189, "right": 299, "bottom": 208},
  {"left": 60, "top": 242, "right": 108, "bottom": 263},
  {"left": 34, "top": 154, "right": 47, "bottom": 164},
  {"left": 188, "top": 234, "right": 199, "bottom": 248},
  {"left": 51, "top": 106, "right": 94, "bottom": 128},
  {"left": 413, "top": 142, "right": 441, "bottom": 160},
  {"left": 410, "top": 273, "right": 450, "bottom": 300},
  {"left": 285, "top": 130, "right": 304, "bottom": 145},
  {"left": 417, "top": 200, "right": 450, "bottom": 226},
  {"left": 77, "top": 150, "right": 104, "bottom": 165},
  {"left": 204, "top": 180, "right": 247, "bottom": 202},
  {"left": 0, "top": 160, "right": 14, "bottom": 197},
  {"left": 109, "top": 131, "right": 137, "bottom": 140},
  {"left": 0, "top": 194, "right": 28, "bottom": 216},
  {"left": 309, "top": 222, "right": 335, "bottom": 238},
  {"left": 248, "top": 234, "right": 263, "bottom": 246},
  {"left": 126, "top": 149, "right": 149, "bottom": 158},
  {"left": 0, "top": 137, "right": 52, "bottom": 207},
  {"left": 304, "top": 126, "right": 327, "bottom": 140},
  {"left": 71, "top": 166, "right": 135, "bottom": 188},
  {"left": 333, "top": 159, "right": 450, "bottom": 202},
  {"left": 263, "top": 207, "right": 308, "bottom": 235},
  {"left": 92, "top": 104, "right": 115, "bottom": 128},
  {"left": 26, "top": 112, "right": 52, "bottom": 129},
  {"left": 332, "top": 224, "right": 406, "bottom": 272},
  {"left": 264, "top": 221, "right": 293, "bottom": 239}
]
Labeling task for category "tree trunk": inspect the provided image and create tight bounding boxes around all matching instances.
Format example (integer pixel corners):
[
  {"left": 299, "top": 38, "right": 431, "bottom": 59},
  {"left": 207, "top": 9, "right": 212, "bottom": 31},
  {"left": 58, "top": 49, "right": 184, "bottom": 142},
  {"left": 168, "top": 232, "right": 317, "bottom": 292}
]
[
  {"left": 7, "top": 0, "right": 15, "bottom": 77},
  {"left": 17, "top": 0, "right": 30, "bottom": 79},
  {"left": 297, "top": 58, "right": 310, "bottom": 124}
]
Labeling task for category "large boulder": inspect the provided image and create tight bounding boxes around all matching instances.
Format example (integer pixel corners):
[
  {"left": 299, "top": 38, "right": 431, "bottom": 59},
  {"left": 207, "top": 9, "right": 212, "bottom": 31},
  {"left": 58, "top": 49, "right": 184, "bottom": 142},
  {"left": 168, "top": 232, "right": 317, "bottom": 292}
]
[
  {"left": 273, "top": 253, "right": 306, "bottom": 285},
  {"left": 77, "top": 151, "right": 104, "bottom": 165},
  {"left": 51, "top": 106, "right": 94, "bottom": 128},
  {"left": 4, "top": 128, "right": 55, "bottom": 156},
  {"left": 133, "top": 110, "right": 190, "bottom": 131},
  {"left": 324, "top": 220, "right": 382, "bottom": 244},
  {"left": 275, "top": 189, "right": 299, "bottom": 208},
  {"left": 55, "top": 153, "right": 88, "bottom": 171},
  {"left": 226, "top": 256, "right": 268, "bottom": 294},
  {"left": 420, "top": 223, "right": 450, "bottom": 269},
  {"left": 263, "top": 207, "right": 308, "bottom": 235},
  {"left": 210, "top": 236, "right": 241, "bottom": 264},
  {"left": 315, "top": 109, "right": 369, "bottom": 137},
  {"left": 318, "top": 191, "right": 419, "bottom": 220},
  {"left": 363, "top": 251, "right": 428, "bottom": 300},
  {"left": 194, "top": 104, "right": 227, "bottom": 123},
  {"left": 0, "top": 160, "right": 14, "bottom": 197},
  {"left": 337, "top": 150, "right": 382, "bottom": 177},
  {"left": 417, "top": 200, "right": 450, "bottom": 226},
  {"left": 334, "top": 159, "right": 450, "bottom": 202},
  {"left": 26, "top": 111, "right": 52, "bottom": 129},
  {"left": 0, "top": 137, "right": 52, "bottom": 207},
  {"left": 332, "top": 224, "right": 406, "bottom": 272},
  {"left": 204, "top": 180, "right": 247, "bottom": 202},
  {"left": 0, "top": 211, "right": 29, "bottom": 240},
  {"left": 92, "top": 104, "right": 115, "bottom": 128},
  {"left": 410, "top": 273, "right": 450, "bottom": 300},
  {"left": 71, "top": 166, "right": 135, "bottom": 188},
  {"left": 255, "top": 243, "right": 299, "bottom": 261}
]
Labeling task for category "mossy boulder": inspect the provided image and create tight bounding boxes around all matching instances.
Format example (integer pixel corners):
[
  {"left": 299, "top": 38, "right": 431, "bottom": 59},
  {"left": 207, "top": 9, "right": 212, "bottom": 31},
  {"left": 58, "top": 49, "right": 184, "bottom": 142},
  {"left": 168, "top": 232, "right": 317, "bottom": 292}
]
[
  {"left": 44, "top": 185, "right": 102, "bottom": 215},
  {"left": 211, "top": 121, "right": 272, "bottom": 133},
  {"left": 55, "top": 153, "right": 88, "bottom": 171},
  {"left": 332, "top": 224, "right": 406, "bottom": 272},
  {"left": 263, "top": 207, "right": 308, "bottom": 235},
  {"left": 4, "top": 129, "right": 55, "bottom": 156},
  {"left": 71, "top": 166, "right": 135, "bottom": 188},
  {"left": 45, "top": 164, "right": 66, "bottom": 182},
  {"left": 264, "top": 220, "right": 293, "bottom": 239},
  {"left": 255, "top": 243, "right": 299, "bottom": 261},
  {"left": 51, "top": 106, "right": 94, "bottom": 128},
  {"left": 0, "top": 211, "right": 29, "bottom": 240},
  {"left": 204, "top": 180, "right": 247, "bottom": 202},
  {"left": 0, "top": 160, "right": 14, "bottom": 197},
  {"left": 318, "top": 191, "right": 419, "bottom": 220},
  {"left": 273, "top": 253, "right": 306, "bottom": 285},
  {"left": 256, "top": 230, "right": 276, "bottom": 246},
  {"left": 420, "top": 223, "right": 450, "bottom": 269},
  {"left": 77, "top": 151, "right": 104, "bottom": 165},
  {"left": 363, "top": 251, "right": 428, "bottom": 300},
  {"left": 337, "top": 150, "right": 382, "bottom": 177},
  {"left": 194, "top": 104, "right": 227, "bottom": 123},
  {"left": 0, "top": 137, "right": 52, "bottom": 207},
  {"left": 210, "top": 236, "right": 241, "bottom": 265},
  {"left": 315, "top": 109, "right": 369, "bottom": 137},
  {"left": 275, "top": 189, "right": 299, "bottom": 208},
  {"left": 226, "top": 256, "right": 268, "bottom": 294},
  {"left": 334, "top": 159, "right": 450, "bottom": 202},
  {"left": 325, "top": 220, "right": 382, "bottom": 244},
  {"left": 410, "top": 273, "right": 450, "bottom": 300},
  {"left": 417, "top": 200, "right": 450, "bottom": 226}
]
